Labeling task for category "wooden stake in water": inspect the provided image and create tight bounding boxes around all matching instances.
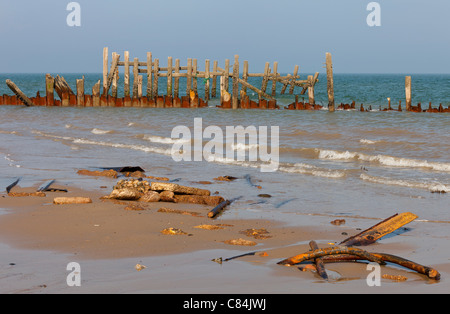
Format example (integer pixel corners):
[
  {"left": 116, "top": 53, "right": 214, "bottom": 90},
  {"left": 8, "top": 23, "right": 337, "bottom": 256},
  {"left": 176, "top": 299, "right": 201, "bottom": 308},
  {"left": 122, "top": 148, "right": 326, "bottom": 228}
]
[
  {"left": 76, "top": 76, "right": 84, "bottom": 106},
  {"left": 205, "top": 59, "right": 210, "bottom": 101},
  {"left": 124, "top": 51, "right": 130, "bottom": 97},
  {"left": 212, "top": 60, "right": 218, "bottom": 98},
  {"left": 102, "top": 47, "right": 108, "bottom": 95},
  {"left": 167, "top": 56, "right": 173, "bottom": 96},
  {"left": 308, "top": 75, "right": 315, "bottom": 105},
  {"left": 405, "top": 76, "right": 412, "bottom": 111},
  {"left": 232, "top": 55, "right": 239, "bottom": 109},
  {"left": 147, "top": 52, "right": 152, "bottom": 99},
  {"left": 174, "top": 58, "right": 180, "bottom": 98},
  {"left": 326, "top": 52, "right": 335, "bottom": 112},
  {"left": 133, "top": 58, "right": 139, "bottom": 98}
]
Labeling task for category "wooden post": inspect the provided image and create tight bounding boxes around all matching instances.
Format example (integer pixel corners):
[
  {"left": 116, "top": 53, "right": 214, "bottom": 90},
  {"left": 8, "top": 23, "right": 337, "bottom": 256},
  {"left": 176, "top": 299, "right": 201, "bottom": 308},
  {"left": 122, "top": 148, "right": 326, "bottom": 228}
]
[
  {"left": 102, "top": 47, "right": 108, "bottom": 95},
  {"left": 92, "top": 80, "right": 101, "bottom": 106},
  {"left": 174, "top": 58, "right": 180, "bottom": 98},
  {"left": 133, "top": 58, "right": 139, "bottom": 98},
  {"left": 138, "top": 75, "right": 143, "bottom": 98},
  {"left": 326, "top": 52, "right": 335, "bottom": 112},
  {"left": 112, "top": 59, "right": 119, "bottom": 98},
  {"left": 76, "top": 76, "right": 84, "bottom": 106},
  {"left": 242, "top": 60, "right": 249, "bottom": 97},
  {"left": 232, "top": 55, "right": 239, "bottom": 109},
  {"left": 261, "top": 62, "right": 270, "bottom": 96},
  {"left": 205, "top": 59, "right": 210, "bottom": 101},
  {"left": 5, "top": 80, "right": 34, "bottom": 107},
  {"left": 45, "top": 74, "right": 54, "bottom": 106},
  {"left": 124, "top": 51, "right": 130, "bottom": 97},
  {"left": 153, "top": 58, "right": 159, "bottom": 97},
  {"left": 212, "top": 60, "right": 218, "bottom": 98},
  {"left": 308, "top": 75, "right": 315, "bottom": 105},
  {"left": 289, "top": 65, "right": 299, "bottom": 94},
  {"left": 224, "top": 59, "right": 230, "bottom": 92},
  {"left": 104, "top": 52, "right": 120, "bottom": 96},
  {"left": 186, "top": 58, "right": 192, "bottom": 96},
  {"left": 405, "top": 76, "right": 412, "bottom": 111},
  {"left": 167, "top": 56, "right": 173, "bottom": 96},
  {"left": 271, "top": 61, "right": 278, "bottom": 97},
  {"left": 192, "top": 58, "right": 198, "bottom": 94},
  {"left": 147, "top": 52, "right": 153, "bottom": 99}
]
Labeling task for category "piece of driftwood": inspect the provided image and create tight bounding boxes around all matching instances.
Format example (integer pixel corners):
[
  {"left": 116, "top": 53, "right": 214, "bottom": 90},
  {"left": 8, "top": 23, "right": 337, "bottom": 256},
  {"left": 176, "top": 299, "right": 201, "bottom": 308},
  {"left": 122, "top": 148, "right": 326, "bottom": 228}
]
[
  {"left": 309, "top": 240, "right": 328, "bottom": 280},
  {"left": 340, "top": 212, "right": 418, "bottom": 246},
  {"left": 277, "top": 246, "right": 385, "bottom": 266},
  {"left": 207, "top": 196, "right": 242, "bottom": 218},
  {"left": 37, "top": 179, "right": 67, "bottom": 192},
  {"left": 321, "top": 252, "right": 440, "bottom": 280},
  {"left": 224, "top": 251, "right": 257, "bottom": 262},
  {"left": 6, "top": 178, "right": 20, "bottom": 194},
  {"left": 244, "top": 174, "right": 261, "bottom": 189}
]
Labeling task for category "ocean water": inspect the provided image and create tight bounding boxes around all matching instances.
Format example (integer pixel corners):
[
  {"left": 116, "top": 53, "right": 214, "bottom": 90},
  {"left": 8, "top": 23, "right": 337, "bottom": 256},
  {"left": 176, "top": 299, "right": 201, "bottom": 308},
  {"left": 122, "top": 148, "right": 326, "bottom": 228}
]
[{"left": 0, "top": 73, "right": 449, "bottom": 226}]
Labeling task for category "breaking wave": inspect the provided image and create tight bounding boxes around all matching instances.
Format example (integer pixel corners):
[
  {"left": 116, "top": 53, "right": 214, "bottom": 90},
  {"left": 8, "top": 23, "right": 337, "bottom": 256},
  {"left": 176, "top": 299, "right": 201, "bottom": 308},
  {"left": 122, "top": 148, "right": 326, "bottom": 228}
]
[
  {"left": 317, "top": 149, "right": 450, "bottom": 172},
  {"left": 91, "top": 128, "right": 113, "bottom": 135},
  {"left": 360, "top": 173, "right": 450, "bottom": 193},
  {"left": 141, "top": 134, "right": 190, "bottom": 145}
]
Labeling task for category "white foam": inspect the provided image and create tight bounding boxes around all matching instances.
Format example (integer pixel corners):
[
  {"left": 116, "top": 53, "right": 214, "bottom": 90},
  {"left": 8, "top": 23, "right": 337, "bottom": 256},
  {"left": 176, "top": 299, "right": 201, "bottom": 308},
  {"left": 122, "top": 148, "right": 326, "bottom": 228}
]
[
  {"left": 72, "top": 138, "right": 173, "bottom": 156},
  {"left": 231, "top": 143, "right": 260, "bottom": 151},
  {"left": 359, "top": 139, "right": 378, "bottom": 145},
  {"left": 91, "top": 128, "right": 112, "bottom": 135},
  {"left": 317, "top": 148, "right": 450, "bottom": 172},
  {"left": 360, "top": 173, "right": 450, "bottom": 193},
  {"left": 143, "top": 134, "right": 190, "bottom": 145},
  {"left": 279, "top": 162, "right": 346, "bottom": 178}
]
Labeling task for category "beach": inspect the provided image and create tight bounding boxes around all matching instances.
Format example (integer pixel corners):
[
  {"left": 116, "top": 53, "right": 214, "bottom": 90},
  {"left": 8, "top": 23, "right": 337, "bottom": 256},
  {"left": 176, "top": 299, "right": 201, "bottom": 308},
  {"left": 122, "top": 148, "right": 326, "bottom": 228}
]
[{"left": 0, "top": 170, "right": 449, "bottom": 294}]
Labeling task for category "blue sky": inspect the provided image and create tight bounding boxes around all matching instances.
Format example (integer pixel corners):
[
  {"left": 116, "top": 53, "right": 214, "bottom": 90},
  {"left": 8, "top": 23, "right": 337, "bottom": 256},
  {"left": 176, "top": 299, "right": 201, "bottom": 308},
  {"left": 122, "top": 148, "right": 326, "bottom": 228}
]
[{"left": 1, "top": 0, "right": 449, "bottom": 73}]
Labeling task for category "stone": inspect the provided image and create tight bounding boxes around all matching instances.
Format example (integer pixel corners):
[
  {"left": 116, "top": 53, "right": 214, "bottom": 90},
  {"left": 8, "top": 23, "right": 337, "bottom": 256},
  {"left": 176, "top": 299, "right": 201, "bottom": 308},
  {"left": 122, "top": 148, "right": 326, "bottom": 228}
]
[
  {"left": 109, "top": 188, "right": 143, "bottom": 200},
  {"left": 53, "top": 197, "right": 92, "bottom": 204},
  {"left": 150, "top": 182, "right": 210, "bottom": 196},
  {"left": 174, "top": 195, "right": 224, "bottom": 206},
  {"left": 159, "top": 190, "right": 175, "bottom": 202},
  {"left": 77, "top": 169, "right": 117, "bottom": 178},
  {"left": 139, "top": 190, "right": 161, "bottom": 202},
  {"left": 223, "top": 238, "right": 257, "bottom": 246}
]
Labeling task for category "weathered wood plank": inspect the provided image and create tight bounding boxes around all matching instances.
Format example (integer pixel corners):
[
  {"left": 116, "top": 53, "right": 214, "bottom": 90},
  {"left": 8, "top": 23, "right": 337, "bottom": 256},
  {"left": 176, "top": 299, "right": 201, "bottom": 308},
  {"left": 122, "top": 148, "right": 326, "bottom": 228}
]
[
  {"left": 5, "top": 80, "right": 34, "bottom": 107},
  {"left": 124, "top": 51, "right": 130, "bottom": 97},
  {"left": 326, "top": 52, "right": 335, "bottom": 112}
]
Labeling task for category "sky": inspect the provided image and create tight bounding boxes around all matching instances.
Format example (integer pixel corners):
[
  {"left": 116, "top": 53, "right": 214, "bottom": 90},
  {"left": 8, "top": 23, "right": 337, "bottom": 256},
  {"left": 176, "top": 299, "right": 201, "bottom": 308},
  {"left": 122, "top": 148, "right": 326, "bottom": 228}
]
[{"left": 1, "top": 0, "right": 450, "bottom": 74}]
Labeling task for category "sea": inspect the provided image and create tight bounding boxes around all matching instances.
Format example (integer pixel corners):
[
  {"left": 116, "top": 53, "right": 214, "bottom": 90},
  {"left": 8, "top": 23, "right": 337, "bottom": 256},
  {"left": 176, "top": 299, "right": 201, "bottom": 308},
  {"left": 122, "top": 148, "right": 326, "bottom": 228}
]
[{"left": 0, "top": 73, "right": 449, "bottom": 228}]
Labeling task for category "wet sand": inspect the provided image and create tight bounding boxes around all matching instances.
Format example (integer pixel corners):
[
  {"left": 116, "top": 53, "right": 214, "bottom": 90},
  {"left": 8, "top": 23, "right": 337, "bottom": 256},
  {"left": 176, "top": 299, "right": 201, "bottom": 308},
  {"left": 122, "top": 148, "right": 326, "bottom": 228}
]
[{"left": 0, "top": 183, "right": 449, "bottom": 294}]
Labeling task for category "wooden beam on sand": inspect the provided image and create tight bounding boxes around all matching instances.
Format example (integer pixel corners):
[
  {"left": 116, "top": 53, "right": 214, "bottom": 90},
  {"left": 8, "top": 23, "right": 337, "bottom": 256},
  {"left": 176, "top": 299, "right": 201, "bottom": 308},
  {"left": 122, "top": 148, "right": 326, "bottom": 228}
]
[{"left": 339, "top": 212, "right": 418, "bottom": 247}]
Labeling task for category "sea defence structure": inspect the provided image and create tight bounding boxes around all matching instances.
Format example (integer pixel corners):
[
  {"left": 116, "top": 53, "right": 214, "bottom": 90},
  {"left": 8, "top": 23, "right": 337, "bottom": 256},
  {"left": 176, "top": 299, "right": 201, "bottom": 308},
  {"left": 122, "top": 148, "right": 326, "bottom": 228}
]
[{"left": 2, "top": 49, "right": 450, "bottom": 112}]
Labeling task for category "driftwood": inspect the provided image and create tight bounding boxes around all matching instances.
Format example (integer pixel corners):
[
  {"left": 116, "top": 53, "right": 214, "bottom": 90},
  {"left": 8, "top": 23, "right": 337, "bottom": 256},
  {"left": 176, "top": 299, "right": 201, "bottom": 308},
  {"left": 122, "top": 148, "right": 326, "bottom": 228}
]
[
  {"left": 5, "top": 80, "right": 34, "bottom": 106},
  {"left": 244, "top": 174, "right": 261, "bottom": 189},
  {"left": 277, "top": 246, "right": 385, "bottom": 266},
  {"left": 321, "top": 252, "right": 440, "bottom": 280},
  {"left": 6, "top": 178, "right": 20, "bottom": 194},
  {"left": 37, "top": 179, "right": 67, "bottom": 193},
  {"left": 309, "top": 241, "right": 328, "bottom": 280},
  {"left": 340, "top": 212, "right": 418, "bottom": 246},
  {"left": 207, "top": 196, "right": 242, "bottom": 218}
]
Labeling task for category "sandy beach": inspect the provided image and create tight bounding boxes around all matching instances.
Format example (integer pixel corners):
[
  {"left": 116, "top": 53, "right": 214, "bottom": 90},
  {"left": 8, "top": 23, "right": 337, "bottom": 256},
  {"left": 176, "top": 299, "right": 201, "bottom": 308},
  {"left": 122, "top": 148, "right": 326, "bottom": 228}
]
[{"left": 0, "top": 177, "right": 449, "bottom": 295}]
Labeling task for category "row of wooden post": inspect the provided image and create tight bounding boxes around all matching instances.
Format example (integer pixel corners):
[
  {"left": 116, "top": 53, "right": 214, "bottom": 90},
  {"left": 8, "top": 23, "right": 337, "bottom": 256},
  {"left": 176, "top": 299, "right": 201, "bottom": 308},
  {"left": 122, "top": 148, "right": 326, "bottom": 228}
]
[{"left": 101, "top": 47, "right": 317, "bottom": 109}]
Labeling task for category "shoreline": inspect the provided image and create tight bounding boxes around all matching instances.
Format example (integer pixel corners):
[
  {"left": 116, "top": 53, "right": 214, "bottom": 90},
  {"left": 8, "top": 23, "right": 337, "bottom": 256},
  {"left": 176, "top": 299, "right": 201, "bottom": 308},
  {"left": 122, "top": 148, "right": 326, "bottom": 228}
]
[{"left": 0, "top": 179, "right": 449, "bottom": 294}]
